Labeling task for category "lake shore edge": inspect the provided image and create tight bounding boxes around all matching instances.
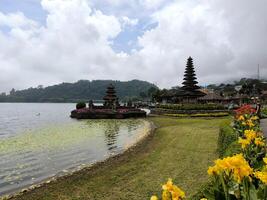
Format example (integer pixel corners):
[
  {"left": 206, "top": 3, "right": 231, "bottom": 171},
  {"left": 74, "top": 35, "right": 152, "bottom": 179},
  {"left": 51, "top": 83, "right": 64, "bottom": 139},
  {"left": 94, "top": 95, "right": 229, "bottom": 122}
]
[{"left": 2, "top": 118, "right": 156, "bottom": 200}]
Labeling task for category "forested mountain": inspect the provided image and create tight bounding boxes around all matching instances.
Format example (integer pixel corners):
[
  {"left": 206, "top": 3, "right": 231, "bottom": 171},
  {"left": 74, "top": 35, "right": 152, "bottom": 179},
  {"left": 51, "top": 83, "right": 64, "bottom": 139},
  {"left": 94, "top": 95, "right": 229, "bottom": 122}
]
[{"left": 0, "top": 80, "right": 158, "bottom": 103}]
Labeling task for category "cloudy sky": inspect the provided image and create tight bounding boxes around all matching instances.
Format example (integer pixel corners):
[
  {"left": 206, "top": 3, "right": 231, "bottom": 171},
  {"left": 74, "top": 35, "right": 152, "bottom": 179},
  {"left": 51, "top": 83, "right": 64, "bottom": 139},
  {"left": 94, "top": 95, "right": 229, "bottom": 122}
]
[{"left": 0, "top": 0, "right": 266, "bottom": 93}]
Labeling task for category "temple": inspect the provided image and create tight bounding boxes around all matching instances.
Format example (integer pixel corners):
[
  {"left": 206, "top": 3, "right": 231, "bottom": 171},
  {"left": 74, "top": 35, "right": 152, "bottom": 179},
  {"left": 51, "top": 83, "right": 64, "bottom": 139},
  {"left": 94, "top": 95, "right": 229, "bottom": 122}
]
[
  {"left": 70, "top": 84, "right": 146, "bottom": 119},
  {"left": 103, "top": 84, "right": 119, "bottom": 109},
  {"left": 177, "top": 57, "right": 206, "bottom": 103},
  {"left": 158, "top": 57, "right": 206, "bottom": 104}
]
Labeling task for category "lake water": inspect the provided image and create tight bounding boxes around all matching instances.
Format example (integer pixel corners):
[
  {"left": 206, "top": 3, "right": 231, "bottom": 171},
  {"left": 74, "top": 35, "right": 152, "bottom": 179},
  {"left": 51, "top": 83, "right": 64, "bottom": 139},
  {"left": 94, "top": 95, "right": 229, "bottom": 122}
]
[{"left": 0, "top": 103, "right": 151, "bottom": 196}]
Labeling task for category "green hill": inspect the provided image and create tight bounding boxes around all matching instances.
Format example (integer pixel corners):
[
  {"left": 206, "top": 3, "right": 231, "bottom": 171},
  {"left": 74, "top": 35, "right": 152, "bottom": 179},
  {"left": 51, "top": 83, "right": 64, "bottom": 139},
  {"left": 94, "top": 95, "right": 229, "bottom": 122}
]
[{"left": 0, "top": 80, "right": 158, "bottom": 103}]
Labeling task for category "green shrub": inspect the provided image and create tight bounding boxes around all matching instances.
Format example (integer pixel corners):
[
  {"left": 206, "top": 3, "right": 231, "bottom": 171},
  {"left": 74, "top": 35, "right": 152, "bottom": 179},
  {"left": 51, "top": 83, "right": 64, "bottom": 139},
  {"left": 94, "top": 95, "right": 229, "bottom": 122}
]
[
  {"left": 164, "top": 112, "right": 229, "bottom": 118},
  {"left": 261, "top": 107, "right": 267, "bottom": 118},
  {"left": 157, "top": 103, "right": 225, "bottom": 111},
  {"left": 217, "top": 121, "right": 238, "bottom": 157},
  {"left": 76, "top": 102, "right": 86, "bottom": 109},
  {"left": 223, "top": 141, "right": 241, "bottom": 157},
  {"left": 190, "top": 181, "right": 214, "bottom": 200}
]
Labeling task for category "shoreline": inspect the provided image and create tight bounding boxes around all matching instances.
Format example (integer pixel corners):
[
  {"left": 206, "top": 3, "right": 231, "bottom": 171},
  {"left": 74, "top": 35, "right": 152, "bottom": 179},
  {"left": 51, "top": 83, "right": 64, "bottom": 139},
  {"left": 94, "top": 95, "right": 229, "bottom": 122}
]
[{"left": 3, "top": 118, "right": 156, "bottom": 200}]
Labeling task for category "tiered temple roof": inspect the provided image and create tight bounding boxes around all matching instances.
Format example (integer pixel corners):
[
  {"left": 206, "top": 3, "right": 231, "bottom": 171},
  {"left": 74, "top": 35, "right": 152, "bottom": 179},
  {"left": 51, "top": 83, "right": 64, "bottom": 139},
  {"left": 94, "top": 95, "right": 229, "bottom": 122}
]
[
  {"left": 103, "top": 84, "right": 118, "bottom": 108},
  {"left": 178, "top": 57, "right": 205, "bottom": 98}
]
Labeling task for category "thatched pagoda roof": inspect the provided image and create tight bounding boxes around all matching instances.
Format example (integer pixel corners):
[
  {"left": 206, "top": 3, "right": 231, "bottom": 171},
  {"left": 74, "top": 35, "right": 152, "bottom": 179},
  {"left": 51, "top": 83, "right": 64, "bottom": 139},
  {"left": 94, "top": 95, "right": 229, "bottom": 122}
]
[
  {"left": 176, "top": 89, "right": 206, "bottom": 97},
  {"left": 103, "top": 84, "right": 117, "bottom": 101},
  {"left": 199, "top": 93, "right": 223, "bottom": 100}
]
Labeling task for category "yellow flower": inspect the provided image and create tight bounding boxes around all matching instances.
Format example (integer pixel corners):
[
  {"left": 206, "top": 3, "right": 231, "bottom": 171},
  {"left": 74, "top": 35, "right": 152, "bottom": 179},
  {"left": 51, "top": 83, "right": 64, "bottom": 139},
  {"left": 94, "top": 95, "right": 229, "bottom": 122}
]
[
  {"left": 246, "top": 119, "right": 255, "bottom": 127},
  {"left": 207, "top": 154, "right": 253, "bottom": 183},
  {"left": 150, "top": 195, "right": 158, "bottom": 200},
  {"left": 171, "top": 185, "right": 185, "bottom": 200},
  {"left": 207, "top": 166, "right": 216, "bottom": 175},
  {"left": 238, "top": 115, "right": 245, "bottom": 121},
  {"left": 162, "top": 178, "right": 173, "bottom": 191},
  {"left": 162, "top": 179, "right": 185, "bottom": 200},
  {"left": 244, "top": 130, "right": 257, "bottom": 142},
  {"left": 263, "top": 157, "right": 267, "bottom": 165},
  {"left": 255, "top": 171, "right": 267, "bottom": 185},
  {"left": 254, "top": 137, "right": 265, "bottom": 147},
  {"left": 200, "top": 198, "right": 208, "bottom": 200},
  {"left": 162, "top": 189, "right": 170, "bottom": 200},
  {"left": 238, "top": 137, "right": 250, "bottom": 149},
  {"left": 251, "top": 116, "right": 259, "bottom": 120}
]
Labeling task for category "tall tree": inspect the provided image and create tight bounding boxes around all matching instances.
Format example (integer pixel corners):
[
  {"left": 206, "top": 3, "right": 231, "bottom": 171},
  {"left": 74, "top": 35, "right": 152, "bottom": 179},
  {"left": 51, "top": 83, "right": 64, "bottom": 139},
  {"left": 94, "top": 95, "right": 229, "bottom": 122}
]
[{"left": 181, "top": 57, "right": 200, "bottom": 92}]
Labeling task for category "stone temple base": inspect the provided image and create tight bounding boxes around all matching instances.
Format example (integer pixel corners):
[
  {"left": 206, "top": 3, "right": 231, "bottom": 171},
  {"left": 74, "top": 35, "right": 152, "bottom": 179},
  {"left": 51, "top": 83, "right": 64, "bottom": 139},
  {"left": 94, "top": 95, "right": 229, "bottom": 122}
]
[{"left": 70, "top": 107, "right": 146, "bottom": 119}]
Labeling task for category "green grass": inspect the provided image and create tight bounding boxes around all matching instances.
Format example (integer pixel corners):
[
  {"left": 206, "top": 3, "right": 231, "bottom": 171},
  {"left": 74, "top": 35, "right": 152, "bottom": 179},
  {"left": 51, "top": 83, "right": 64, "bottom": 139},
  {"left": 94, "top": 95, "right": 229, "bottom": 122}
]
[{"left": 11, "top": 117, "right": 228, "bottom": 200}]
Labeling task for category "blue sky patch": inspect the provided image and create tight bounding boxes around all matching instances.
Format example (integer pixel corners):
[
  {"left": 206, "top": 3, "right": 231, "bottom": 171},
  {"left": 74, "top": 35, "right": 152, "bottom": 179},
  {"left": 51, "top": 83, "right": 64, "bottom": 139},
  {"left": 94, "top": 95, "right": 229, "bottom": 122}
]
[{"left": 0, "top": 0, "right": 46, "bottom": 24}]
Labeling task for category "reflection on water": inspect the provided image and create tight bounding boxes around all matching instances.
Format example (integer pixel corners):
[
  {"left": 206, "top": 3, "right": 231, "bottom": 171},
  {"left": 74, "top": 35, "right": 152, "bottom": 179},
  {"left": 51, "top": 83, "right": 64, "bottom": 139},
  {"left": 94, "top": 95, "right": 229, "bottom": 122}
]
[
  {"left": 0, "top": 103, "right": 151, "bottom": 196},
  {"left": 104, "top": 121, "right": 119, "bottom": 151}
]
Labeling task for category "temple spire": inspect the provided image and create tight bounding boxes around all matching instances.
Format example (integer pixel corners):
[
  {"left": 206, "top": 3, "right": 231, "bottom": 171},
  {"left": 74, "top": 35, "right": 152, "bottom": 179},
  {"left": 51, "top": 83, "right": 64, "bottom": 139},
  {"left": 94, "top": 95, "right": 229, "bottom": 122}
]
[
  {"left": 103, "top": 84, "right": 117, "bottom": 108},
  {"left": 181, "top": 57, "right": 200, "bottom": 92}
]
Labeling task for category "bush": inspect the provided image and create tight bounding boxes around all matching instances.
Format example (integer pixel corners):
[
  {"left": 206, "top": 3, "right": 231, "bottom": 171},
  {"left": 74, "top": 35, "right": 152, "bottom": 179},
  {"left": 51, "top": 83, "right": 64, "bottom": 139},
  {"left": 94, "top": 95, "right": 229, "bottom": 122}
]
[
  {"left": 261, "top": 107, "right": 267, "bottom": 118},
  {"left": 76, "top": 102, "right": 86, "bottom": 109},
  {"left": 164, "top": 112, "right": 229, "bottom": 118},
  {"left": 217, "top": 120, "right": 238, "bottom": 157},
  {"left": 190, "top": 181, "right": 214, "bottom": 200},
  {"left": 157, "top": 103, "right": 225, "bottom": 111},
  {"left": 171, "top": 106, "right": 265, "bottom": 200},
  {"left": 223, "top": 141, "right": 241, "bottom": 157}
]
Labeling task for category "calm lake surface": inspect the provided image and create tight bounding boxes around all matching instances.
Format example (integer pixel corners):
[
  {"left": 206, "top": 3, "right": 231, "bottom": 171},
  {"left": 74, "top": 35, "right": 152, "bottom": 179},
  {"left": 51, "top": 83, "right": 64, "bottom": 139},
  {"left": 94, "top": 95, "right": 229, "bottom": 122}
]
[{"left": 0, "top": 103, "right": 151, "bottom": 196}]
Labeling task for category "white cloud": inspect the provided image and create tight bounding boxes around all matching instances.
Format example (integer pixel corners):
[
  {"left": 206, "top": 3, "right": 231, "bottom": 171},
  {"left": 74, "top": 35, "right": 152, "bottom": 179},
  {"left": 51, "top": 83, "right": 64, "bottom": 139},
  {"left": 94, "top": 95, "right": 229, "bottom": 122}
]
[
  {"left": 0, "top": 0, "right": 266, "bottom": 93},
  {"left": 128, "top": 0, "right": 266, "bottom": 87},
  {"left": 0, "top": 11, "right": 39, "bottom": 28},
  {"left": 121, "top": 16, "right": 138, "bottom": 27},
  {"left": 0, "top": 0, "right": 124, "bottom": 91},
  {"left": 140, "top": 0, "right": 166, "bottom": 9}
]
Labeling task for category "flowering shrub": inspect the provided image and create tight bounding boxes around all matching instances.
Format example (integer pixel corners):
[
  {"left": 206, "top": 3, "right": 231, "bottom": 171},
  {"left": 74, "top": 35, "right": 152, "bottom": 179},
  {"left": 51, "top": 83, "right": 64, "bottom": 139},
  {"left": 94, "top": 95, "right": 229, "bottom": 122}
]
[
  {"left": 234, "top": 105, "right": 256, "bottom": 118},
  {"left": 254, "top": 158, "right": 267, "bottom": 198},
  {"left": 151, "top": 104, "right": 267, "bottom": 200},
  {"left": 150, "top": 179, "right": 185, "bottom": 200},
  {"left": 207, "top": 154, "right": 254, "bottom": 199},
  {"left": 238, "top": 129, "right": 266, "bottom": 169},
  {"left": 233, "top": 105, "right": 260, "bottom": 138},
  {"left": 204, "top": 105, "right": 266, "bottom": 199}
]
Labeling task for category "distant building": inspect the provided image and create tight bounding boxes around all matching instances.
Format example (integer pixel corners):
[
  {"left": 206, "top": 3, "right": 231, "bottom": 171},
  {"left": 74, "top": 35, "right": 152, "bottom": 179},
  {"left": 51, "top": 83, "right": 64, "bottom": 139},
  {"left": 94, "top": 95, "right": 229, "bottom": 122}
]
[
  {"left": 261, "top": 90, "right": 267, "bottom": 101},
  {"left": 198, "top": 92, "right": 224, "bottom": 104},
  {"left": 160, "top": 89, "right": 178, "bottom": 104}
]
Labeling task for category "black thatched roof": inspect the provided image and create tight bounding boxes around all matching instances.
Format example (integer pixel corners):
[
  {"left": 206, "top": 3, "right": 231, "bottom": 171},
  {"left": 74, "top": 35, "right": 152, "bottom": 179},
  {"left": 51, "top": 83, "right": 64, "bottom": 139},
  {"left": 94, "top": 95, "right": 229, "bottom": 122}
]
[
  {"left": 199, "top": 93, "right": 223, "bottom": 100},
  {"left": 176, "top": 89, "right": 206, "bottom": 97}
]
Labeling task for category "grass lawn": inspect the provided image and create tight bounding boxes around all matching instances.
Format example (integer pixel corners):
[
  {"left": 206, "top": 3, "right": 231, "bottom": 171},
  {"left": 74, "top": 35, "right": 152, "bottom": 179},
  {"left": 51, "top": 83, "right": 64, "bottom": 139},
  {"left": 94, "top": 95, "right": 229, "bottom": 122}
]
[{"left": 11, "top": 116, "right": 229, "bottom": 200}]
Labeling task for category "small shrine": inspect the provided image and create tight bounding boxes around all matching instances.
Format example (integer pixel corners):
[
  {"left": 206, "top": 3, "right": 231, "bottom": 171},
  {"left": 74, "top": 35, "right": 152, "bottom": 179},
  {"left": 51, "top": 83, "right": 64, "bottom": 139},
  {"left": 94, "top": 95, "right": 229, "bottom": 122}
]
[
  {"left": 70, "top": 84, "right": 146, "bottom": 119},
  {"left": 103, "top": 84, "right": 119, "bottom": 109}
]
